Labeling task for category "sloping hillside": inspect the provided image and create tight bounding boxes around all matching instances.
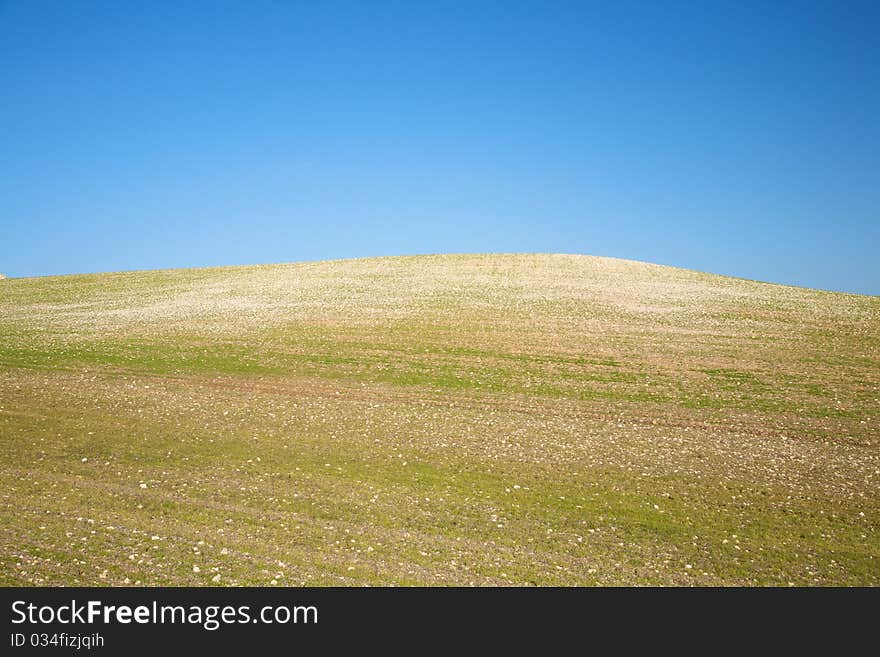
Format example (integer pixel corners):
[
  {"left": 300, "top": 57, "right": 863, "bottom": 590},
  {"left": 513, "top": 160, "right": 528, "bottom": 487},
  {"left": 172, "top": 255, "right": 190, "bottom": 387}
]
[{"left": 0, "top": 254, "right": 877, "bottom": 585}]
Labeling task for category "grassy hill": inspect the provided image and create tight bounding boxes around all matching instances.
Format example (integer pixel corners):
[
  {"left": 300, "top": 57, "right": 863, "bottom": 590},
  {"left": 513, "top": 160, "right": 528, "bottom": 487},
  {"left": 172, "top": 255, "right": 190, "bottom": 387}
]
[{"left": 1, "top": 253, "right": 877, "bottom": 585}]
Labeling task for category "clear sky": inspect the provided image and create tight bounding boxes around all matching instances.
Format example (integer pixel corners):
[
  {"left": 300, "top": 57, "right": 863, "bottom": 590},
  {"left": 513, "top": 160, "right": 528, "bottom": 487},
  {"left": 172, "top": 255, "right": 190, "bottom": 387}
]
[{"left": 1, "top": 1, "right": 878, "bottom": 294}]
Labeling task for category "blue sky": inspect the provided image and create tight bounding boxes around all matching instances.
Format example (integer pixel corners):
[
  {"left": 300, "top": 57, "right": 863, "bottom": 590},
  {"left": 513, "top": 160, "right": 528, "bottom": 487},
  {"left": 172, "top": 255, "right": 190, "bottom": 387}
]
[{"left": 1, "top": 1, "right": 878, "bottom": 294}]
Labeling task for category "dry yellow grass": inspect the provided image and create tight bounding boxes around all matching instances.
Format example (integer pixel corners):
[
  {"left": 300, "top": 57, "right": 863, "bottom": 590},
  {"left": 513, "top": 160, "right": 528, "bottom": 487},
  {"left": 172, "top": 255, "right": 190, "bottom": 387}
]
[{"left": 0, "top": 254, "right": 877, "bottom": 585}]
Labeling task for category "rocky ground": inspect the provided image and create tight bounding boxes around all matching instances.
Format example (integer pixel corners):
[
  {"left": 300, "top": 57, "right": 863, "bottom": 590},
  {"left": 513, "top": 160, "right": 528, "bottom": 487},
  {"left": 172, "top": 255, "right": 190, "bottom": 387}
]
[{"left": 0, "top": 254, "right": 877, "bottom": 585}]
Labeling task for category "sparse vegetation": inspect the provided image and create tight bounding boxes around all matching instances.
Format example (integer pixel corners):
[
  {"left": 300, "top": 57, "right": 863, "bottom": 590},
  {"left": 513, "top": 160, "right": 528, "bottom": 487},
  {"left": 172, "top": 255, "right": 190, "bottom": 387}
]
[{"left": 0, "top": 254, "right": 877, "bottom": 585}]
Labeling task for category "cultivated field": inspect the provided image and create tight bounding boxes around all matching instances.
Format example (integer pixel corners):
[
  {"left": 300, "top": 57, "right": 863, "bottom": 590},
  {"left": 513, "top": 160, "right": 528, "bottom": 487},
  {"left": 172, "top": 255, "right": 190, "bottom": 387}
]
[{"left": 0, "top": 254, "right": 877, "bottom": 585}]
